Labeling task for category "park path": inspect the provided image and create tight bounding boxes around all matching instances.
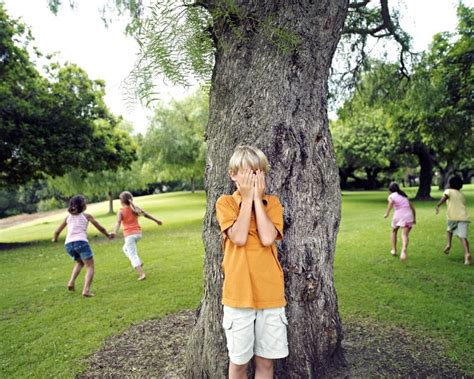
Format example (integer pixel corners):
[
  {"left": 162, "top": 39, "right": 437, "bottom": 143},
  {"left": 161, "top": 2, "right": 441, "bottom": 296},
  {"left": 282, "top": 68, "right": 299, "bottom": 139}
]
[{"left": 79, "top": 310, "right": 470, "bottom": 378}]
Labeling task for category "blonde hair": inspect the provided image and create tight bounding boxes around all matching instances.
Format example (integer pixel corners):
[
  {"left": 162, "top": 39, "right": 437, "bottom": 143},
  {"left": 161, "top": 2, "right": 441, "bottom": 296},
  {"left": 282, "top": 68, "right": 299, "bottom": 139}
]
[
  {"left": 119, "top": 191, "right": 143, "bottom": 216},
  {"left": 228, "top": 145, "right": 269, "bottom": 175}
]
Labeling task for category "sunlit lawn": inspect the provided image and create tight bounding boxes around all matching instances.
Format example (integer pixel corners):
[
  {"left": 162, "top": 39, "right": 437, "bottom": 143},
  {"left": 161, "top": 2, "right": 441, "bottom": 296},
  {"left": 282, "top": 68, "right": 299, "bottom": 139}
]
[{"left": 0, "top": 186, "right": 472, "bottom": 377}]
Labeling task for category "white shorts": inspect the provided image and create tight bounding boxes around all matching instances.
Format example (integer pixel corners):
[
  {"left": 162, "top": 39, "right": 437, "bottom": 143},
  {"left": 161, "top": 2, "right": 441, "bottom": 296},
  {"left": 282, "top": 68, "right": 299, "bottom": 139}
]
[
  {"left": 222, "top": 305, "right": 289, "bottom": 365},
  {"left": 123, "top": 233, "right": 142, "bottom": 268}
]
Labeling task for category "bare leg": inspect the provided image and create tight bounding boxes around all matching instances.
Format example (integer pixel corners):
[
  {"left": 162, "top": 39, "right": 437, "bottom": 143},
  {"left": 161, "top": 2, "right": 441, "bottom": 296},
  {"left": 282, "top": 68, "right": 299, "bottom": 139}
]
[
  {"left": 391, "top": 227, "right": 399, "bottom": 256},
  {"left": 229, "top": 362, "right": 248, "bottom": 379},
  {"left": 82, "top": 258, "right": 95, "bottom": 297},
  {"left": 400, "top": 227, "right": 410, "bottom": 261},
  {"left": 68, "top": 259, "right": 84, "bottom": 291},
  {"left": 135, "top": 265, "right": 146, "bottom": 280},
  {"left": 460, "top": 238, "right": 471, "bottom": 265},
  {"left": 255, "top": 356, "right": 273, "bottom": 379},
  {"left": 444, "top": 231, "right": 453, "bottom": 254}
]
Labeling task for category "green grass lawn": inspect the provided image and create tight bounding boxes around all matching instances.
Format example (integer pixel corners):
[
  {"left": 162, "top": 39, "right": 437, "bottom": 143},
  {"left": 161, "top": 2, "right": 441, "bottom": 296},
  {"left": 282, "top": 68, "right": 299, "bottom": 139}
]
[{"left": 0, "top": 187, "right": 472, "bottom": 377}]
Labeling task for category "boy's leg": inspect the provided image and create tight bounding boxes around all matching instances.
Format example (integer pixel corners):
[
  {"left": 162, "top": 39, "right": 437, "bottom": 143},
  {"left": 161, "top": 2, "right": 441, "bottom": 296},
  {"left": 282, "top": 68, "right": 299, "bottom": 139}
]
[
  {"left": 254, "top": 307, "right": 288, "bottom": 372},
  {"left": 68, "top": 258, "right": 84, "bottom": 290},
  {"left": 254, "top": 355, "right": 273, "bottom": 379},
  {"left": 444, "top": 224, "right": 454, "bottom": 254},
  {"left": 460, "top": 238, "right": 471, "bottom": 265},
  {"left": 400, "top": 227, "right": 410, "bottom": 261},
  {"left": 229, "top": 362, "right": 248, "bottom": 379},
  {"left": 223, "top": 306, "right": 255, "bottom": 378},
  {"left": 391, "top": 227, "right": 399, "bottom": 255},
  {"left": 82, "top": 258, "right": 95, "bottom": 297}
]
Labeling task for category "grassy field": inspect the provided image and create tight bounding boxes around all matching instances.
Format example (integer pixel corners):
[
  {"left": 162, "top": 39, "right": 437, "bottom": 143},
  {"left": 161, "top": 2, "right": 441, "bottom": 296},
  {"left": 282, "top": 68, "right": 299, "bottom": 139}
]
[{"left": 0, "top": 186, "right": 472, "bottom": 377}]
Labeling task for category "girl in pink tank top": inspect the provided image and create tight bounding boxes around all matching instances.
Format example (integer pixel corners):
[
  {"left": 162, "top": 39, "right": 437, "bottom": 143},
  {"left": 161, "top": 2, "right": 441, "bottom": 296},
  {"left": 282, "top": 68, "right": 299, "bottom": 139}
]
[
  {"left": 52, "top": 195, "right": 112, "bottom": 297},
  {"left": 383, "top": 183, "right": 416, "bottom": 261},
  {"left": 111, "top": 191, "right": 163, "bottom": 281}
]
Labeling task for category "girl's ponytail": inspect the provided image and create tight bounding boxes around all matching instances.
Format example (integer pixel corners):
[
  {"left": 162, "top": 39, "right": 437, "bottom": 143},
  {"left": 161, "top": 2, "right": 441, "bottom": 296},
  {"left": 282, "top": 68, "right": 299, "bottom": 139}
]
[
  {"left": 388, "top": 182, "right": 408, "bottom": 198},
  {"left": 119, "top": 191, "right": 143, "bottom": 216},
  {"left": 130, "top": 200, "right": 144, "bottom": 216}
]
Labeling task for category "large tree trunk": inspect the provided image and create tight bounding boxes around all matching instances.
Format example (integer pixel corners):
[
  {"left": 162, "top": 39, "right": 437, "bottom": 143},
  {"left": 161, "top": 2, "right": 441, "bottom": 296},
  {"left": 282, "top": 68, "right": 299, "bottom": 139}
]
[
  {"left": 414, "top": 143, "right": 435, "bottom": 200},
  {"left": 438, "top": 163, "right": 455, "bottom": 191},
  {"left": 185, "top": 2, "right": 347, "bottom": 377}
]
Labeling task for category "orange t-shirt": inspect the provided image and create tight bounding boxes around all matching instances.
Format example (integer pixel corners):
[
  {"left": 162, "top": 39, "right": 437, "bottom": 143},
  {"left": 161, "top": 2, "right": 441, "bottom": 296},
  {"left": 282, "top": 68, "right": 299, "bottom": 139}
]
[
  {"left": 215, "top": 191, "right": 286, "bottom": 309},
  {"left": 121, "top": 207, "right": 141, "bottom": 237}
]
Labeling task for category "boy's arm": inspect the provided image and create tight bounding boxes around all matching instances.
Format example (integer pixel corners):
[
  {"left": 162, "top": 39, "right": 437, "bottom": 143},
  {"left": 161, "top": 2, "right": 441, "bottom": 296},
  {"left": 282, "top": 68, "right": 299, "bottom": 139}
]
[
  {"left": 253, "top": 170, "right": 278, "bottom": 247},
  {"left": 435, "top": 195, "right": 448, "bottom": 215},
  {"left": 254, "top": 199, "right": 278, "bottom": 246},
  {"left": 143, "top": 211, "right": 162, "bottom": 225},
  {"left": 85, "top": 213, "right": 112, "bottom": 239},
  {"left": 52, "top": 217, "right": 68, "bottom": 242},
  {"left": 383, "top": 198, "right": 393, "bottom": 218},
  {"left": 227, "top": 169, "right": 254, "bottom": 246},
  {"left": 227, "top": 199, "right": 252, "bottom": 246}
]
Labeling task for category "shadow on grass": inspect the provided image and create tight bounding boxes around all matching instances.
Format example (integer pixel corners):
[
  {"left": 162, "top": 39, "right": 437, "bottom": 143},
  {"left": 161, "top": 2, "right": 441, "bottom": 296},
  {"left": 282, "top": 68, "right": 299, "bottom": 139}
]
[{"left": 0, "top": 242, "right": 34, "bottom": 251}]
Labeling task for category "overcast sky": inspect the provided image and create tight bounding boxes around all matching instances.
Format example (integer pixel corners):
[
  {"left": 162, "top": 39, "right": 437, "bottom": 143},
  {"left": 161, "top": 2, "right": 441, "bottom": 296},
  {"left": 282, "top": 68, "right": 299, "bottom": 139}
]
[{"left": 4, "top": 0, "right": 473, "bottom": 134}]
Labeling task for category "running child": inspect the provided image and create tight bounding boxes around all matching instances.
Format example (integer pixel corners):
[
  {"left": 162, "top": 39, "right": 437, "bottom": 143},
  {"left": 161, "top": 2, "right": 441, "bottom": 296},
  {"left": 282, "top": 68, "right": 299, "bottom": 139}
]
[
  {"left": 384, "top": 182, "right": 416, "bottom": 261},
  {"left": 216, "top": 146, "right": 288, "bottom": 378},
  {"left": 52, "top": 195, "right": 112, "bottom": 297},
  {"left": 435, "top": 176, "right": 471, "bottom": 265},
  {"left": 111, "top": 191, "right": 162, "bottom": 280}
]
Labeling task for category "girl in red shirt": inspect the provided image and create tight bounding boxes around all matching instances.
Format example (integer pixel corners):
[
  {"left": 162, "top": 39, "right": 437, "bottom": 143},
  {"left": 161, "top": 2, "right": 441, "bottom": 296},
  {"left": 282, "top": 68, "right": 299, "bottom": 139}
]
[{"left": 111, "top": 191, "right": 162, "bottom": 280}]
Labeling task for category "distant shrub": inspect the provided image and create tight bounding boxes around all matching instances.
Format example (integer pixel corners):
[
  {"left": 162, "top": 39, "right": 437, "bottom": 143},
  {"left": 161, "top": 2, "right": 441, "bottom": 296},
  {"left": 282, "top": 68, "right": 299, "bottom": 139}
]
[{"left": 37, "top": 198, "right": 64, "bottom": 212}]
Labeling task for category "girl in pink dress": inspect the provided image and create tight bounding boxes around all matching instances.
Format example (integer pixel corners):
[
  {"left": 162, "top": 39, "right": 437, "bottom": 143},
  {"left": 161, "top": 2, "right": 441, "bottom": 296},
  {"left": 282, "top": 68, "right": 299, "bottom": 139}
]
[{"left": 384, "top": 182, "right": 416, "bottom": 261}]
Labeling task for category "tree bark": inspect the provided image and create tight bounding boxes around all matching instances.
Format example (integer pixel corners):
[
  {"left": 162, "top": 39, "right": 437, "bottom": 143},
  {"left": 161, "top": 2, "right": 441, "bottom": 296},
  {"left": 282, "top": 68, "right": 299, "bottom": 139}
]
[
  {"left": 185, "top": 2, "right": 348, "bottom": 377},
  {"left": 108, "top": 190, "right": 114, "bottom": 214},
  {"left": 364, "top": 167, "right": 380, "bottom": 190},
  {"left": 414, "top": 143, "right": 434, "bottom": 200},
  {"left": 437, "top": 164, "right": 454, "bottom": 191}
]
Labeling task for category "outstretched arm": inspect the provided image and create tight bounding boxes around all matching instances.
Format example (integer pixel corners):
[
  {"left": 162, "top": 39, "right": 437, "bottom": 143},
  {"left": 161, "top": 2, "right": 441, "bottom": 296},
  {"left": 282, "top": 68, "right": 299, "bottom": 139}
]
[
  {"left": 409, "top": 202, "right": 416, "bottom": 224},
  {"left": 85, "top": 213, "right": 112, "bottom": 239},
  {"left": 435, "top": 195, "right": 448, "bottom": 215},
  {"left": 384, "top": 199, "right": 393, "bottom": 218},
  {"left": 143, "top": 211, "right": 162, "bottom": 225},
  {"left": 112, "top": 211, "right": 123, "bottom": 236},
  {"left": 52, "top": 217, "right": 68, "bottom": 242}
]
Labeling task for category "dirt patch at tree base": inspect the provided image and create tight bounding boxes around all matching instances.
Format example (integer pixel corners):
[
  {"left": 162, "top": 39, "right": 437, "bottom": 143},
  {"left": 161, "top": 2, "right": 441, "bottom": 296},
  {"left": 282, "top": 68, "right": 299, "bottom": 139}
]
[{"left": 79, "top": 310, "right": 471, "bottom": 378}]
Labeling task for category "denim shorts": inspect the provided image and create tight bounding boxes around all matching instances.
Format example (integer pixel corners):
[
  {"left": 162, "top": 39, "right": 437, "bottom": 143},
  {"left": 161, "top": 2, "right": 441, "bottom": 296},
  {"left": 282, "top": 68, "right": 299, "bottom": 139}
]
[{"left": 65, "top": 241, "right": 94, "bottom": 261}]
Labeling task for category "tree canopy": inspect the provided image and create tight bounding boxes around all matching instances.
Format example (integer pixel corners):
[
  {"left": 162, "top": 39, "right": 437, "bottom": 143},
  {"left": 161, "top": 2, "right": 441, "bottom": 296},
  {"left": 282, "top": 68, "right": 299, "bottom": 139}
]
[{"left": 0, "top": 4, "right": 136, "bottom": 187}]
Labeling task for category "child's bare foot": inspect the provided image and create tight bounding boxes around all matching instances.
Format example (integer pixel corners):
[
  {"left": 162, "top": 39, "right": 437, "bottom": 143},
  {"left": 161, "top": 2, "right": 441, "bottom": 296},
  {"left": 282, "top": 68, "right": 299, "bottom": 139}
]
[
  {"left": 67, "top": 283, "right": 75, "bottom": 291},
  {"left": 465, "top": 254, "right": 472, "bottom": 266},
  {"left": 400, "top": 250, "right": 407, "bottom": 261},
  {"left": 443, "top": 245, "right": 451, "bottom": 255},
  {"left": 138, "top": 275, "right": 146, "bottom": 281},
  {"left": 82, "top": 292, "right": 95, "bottom": 297},
  {"left": 390, "top": 249, "right": 397, "bottom": 256}
]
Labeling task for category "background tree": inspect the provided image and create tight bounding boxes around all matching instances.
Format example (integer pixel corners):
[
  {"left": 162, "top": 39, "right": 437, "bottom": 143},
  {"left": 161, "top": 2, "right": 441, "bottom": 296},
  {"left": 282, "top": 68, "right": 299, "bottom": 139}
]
[
  {"left": 141, "top": 90, "right": 207, "bottom": 193},
  {"left": 0, "top": 5, "right": 136, "bottom": 187},
  {"left": 332, "top": 92, "right": 397, "bottom": 189},
  {"left": 48, "top": 0, "right": 415, "bottom": 376}
]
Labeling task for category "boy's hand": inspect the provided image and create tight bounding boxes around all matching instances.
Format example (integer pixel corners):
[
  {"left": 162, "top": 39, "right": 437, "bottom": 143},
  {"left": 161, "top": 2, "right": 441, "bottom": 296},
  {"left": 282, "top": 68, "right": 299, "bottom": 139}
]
[
  {"left": 107, "top": 232, "right": 115, "bottom": 240},
  {"left": 254, "top": 170, "right": 265, "bottom": 201},
  {"left": 236, "top": 169, "right": 254, "bottom": 201},
  {"left": 435, "top": 206, "right": 439, "bottom": 215},
  {"left": 52, "top": 236, "right": 58, "bottom": 242},
  {"left": 156, "top": 220, "right": 163, "bottom": 226}
]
